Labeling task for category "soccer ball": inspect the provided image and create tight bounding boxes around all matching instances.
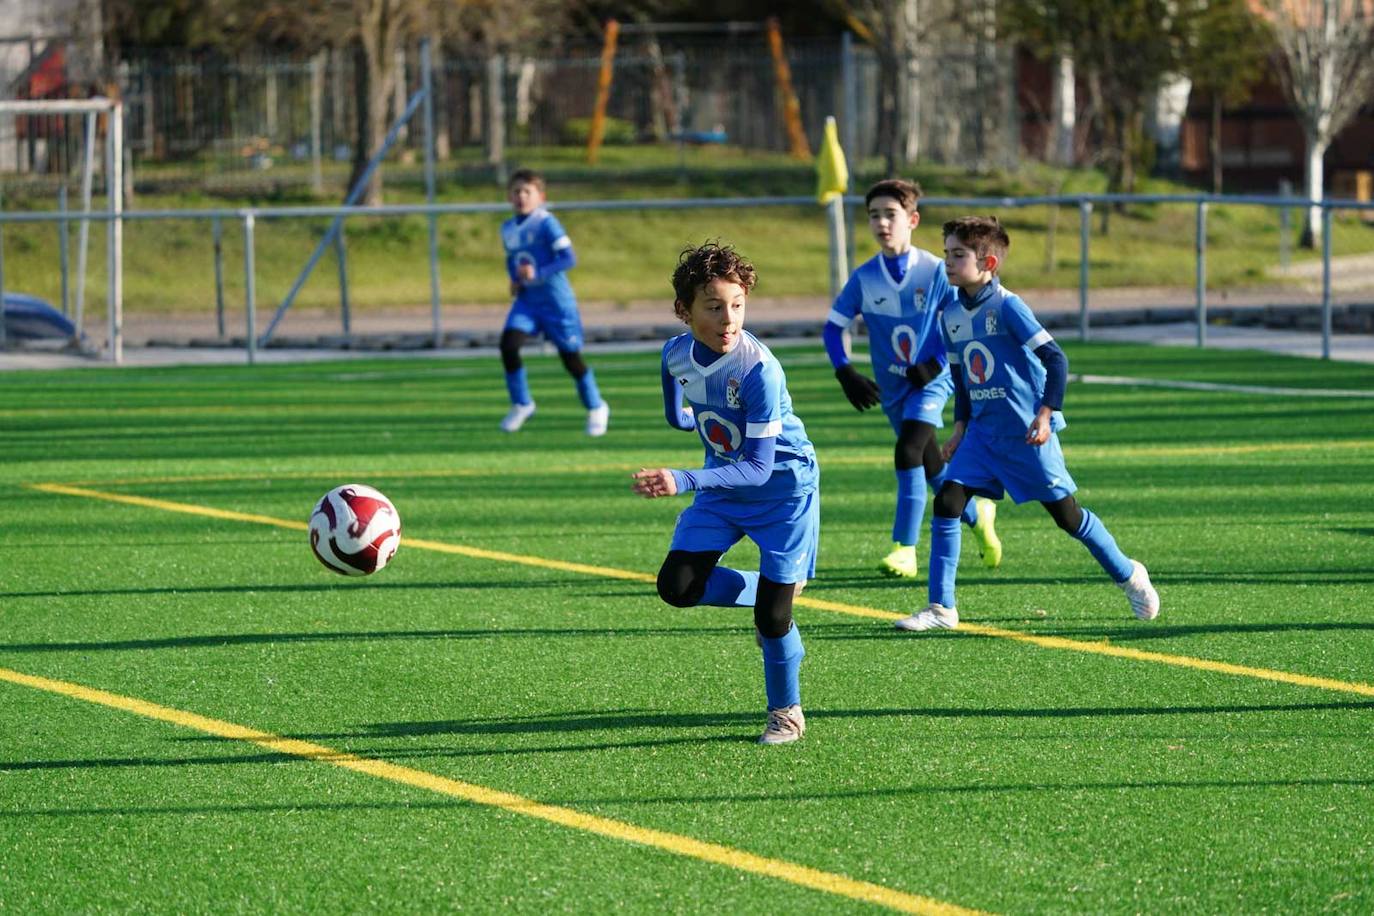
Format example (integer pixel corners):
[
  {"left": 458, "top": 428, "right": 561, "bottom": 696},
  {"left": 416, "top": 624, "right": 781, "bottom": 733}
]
[{"left": 309, "top": 484, "right": 402, "bottom": 576}]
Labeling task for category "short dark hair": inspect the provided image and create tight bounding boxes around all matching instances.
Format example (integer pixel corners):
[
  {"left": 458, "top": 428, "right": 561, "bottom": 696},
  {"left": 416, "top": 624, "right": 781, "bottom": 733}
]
[
  {"left": 508, "top": 168, "right": 545, "bottom": 192},
  {"left": 865, "top": 178, "right": 922, "bottom": 213},
  {"left": 671, "top": 241, "right": 757, "bottom": 308},
  {"left": 943, "top": 216, "right": 1010, "bottom": 265}
]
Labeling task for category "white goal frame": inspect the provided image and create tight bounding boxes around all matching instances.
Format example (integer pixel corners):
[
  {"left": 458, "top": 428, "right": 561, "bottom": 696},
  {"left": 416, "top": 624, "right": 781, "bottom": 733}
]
[{"left": 0, "top": 97, "right": 123, "bottom": 361}]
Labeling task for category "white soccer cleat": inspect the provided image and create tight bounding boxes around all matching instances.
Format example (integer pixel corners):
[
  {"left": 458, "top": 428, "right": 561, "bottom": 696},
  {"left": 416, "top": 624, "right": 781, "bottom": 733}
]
[
  {"left": 586, "top": 402, "right": 610, "bottom": 437},
  {"left": 500, "top": 401, "right": 536, "bottom": 433},
  {"left": 758, "top": 704, "right": 806, "bottom": 745},
  {"left": 894, "top": 603, "right": 959, "bottom": 632},
  {"left": 1118, "top": 559, "right": 1160, "bottom": 620}
]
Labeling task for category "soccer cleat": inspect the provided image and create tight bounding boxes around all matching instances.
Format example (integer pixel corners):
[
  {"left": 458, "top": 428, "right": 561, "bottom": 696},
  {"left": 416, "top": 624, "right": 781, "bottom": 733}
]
[
  {"left": 758, "top": 704, "right": 806, "bottom": 745},
  {"left": 1118, "top": 559, "right": 1160, "bottom": 620},
  {"left": 972, "top": 497, "right": 1002, "bottom": 569},
  {"left": 586, "top": 401, "right": 610, "bottom": 437},
  {"left": 879, "top": 543, "right": 919, "bottom": 579},
  {"left": 500, "top": 401, "right": 536, "bottom": 433},
  {"left": 893, "top": 603, "right": 959, "bottom": 632}
]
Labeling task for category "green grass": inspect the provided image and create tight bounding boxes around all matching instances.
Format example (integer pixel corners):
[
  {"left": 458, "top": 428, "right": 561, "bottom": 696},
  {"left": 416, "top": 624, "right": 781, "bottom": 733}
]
[
  {"left": 3, "top": 149, "right": 1372, "bottom": 319},
  {"left": 2, "top": 340, "right": 1373, "bottom": 912}
]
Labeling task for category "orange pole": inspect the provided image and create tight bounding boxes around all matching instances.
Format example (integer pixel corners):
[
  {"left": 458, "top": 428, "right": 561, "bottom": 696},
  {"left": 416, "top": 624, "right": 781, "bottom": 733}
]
[
  {"left": 587, "top": 19, "right": 620, "bottom": 165},
  {"left": 765, "top": 17, "right": 810, "bottom": 160}
]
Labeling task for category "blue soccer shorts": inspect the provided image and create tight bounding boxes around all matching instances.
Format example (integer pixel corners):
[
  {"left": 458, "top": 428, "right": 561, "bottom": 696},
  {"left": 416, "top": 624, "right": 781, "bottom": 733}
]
[
  {"left": 504, "top": 300, "right": 585, "bottom": 353},
  {"left": 944, "top": 422, "right": 1077, "bottom": 504},
  {"left": 669, "top": 488, "right": 820, "bottom": 584},
  {"left": 884, "top": 373, "right": 954, "bottom": 435}
]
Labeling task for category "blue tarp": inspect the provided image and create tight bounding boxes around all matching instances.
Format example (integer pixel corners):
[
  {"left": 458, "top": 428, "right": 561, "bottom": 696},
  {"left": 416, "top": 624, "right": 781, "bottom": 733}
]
[{"left": 3, "top": 293, "right": 76, "bottom": 341}]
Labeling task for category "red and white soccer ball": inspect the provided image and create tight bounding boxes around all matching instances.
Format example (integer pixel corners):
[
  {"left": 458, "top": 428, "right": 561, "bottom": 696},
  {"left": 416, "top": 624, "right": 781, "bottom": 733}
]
[{"left": 309, "top": 484, "right": 402, "bottom": 576}]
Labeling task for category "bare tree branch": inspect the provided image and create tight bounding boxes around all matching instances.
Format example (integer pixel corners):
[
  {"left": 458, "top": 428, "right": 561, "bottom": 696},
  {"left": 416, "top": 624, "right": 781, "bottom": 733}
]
[{"left": 1258, "top": 0, "right": 1374, "bottom": 245}]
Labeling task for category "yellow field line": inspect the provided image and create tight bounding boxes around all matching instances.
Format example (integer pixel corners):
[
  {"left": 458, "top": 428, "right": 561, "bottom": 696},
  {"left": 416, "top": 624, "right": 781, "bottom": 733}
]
[
  {"left": 0, "top": 666, "right": 976, "bottom": 916},
  {"left": 29, "top": 482, "right": 1374, "bottom": 704}
]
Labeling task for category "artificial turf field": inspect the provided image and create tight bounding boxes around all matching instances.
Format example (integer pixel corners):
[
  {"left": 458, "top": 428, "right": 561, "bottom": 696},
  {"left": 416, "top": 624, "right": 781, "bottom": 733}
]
[{"left": 3, "top": 340, "right": 1372, "bottom": 913}]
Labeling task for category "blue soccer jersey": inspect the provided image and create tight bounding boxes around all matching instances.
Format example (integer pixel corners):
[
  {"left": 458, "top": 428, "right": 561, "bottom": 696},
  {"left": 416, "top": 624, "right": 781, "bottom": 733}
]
[
  {"left": 662, "top": 330, "right": 818, "bottom": 504},
  {"left": 501, "top": 207, "right": 577, "bottom": 312},
  {"left": 941, "top": 279, "right": 1066, "bottom": 437},
  {"left": 826, "top": 248, "right": 955, "bottom": 411}
]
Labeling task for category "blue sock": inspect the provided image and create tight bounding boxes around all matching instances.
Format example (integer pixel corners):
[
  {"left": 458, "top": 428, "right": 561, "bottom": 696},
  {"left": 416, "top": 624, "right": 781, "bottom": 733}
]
[
  {"left": 760, "top": 624, "right": 804, "bottom": 710},
  {"left": 960, "top": 494, "right": 979, "bottom": 528},
  {"left": 699, "top": 567, "right": 759, "bottom": 607},
  {"left": 892, "top": 468, "right": 924, "bottom": 545},
  {"left": 574, "top": 368, "right": 603, "bottom": 410},
  {"left": 505, "top": 368, "right": 531, "bottom": 406},
  {"left": 1071, "top": 508, "right": 1133, "bottom": 582},
  {"left": 928, "top": 516, "right": 962, "bottom": 608}
]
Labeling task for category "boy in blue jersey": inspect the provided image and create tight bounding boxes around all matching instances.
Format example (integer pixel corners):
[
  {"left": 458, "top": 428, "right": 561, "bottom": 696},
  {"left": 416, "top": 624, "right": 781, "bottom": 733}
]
[
  {"left": 823, "top": 179, "right": 1001, "bottom": 579},
  {"left": 896, "top": 216, "right": 1159, "bottom": 632},
  {"left": 632, "top": 242, "right": 819, "bottom": 745},
  {"left": 497, "top": 169, "right": 609, "bottom": 437}
]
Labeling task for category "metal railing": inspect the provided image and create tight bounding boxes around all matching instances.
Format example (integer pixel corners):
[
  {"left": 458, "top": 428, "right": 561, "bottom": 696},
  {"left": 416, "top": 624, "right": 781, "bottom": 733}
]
[{"left": 1, "top": 190, "right": 1370, "bottom": 364}]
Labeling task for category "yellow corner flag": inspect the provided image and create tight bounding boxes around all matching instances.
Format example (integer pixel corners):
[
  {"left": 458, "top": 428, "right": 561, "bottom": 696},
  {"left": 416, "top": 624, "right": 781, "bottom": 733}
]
[{"left": 816, "top": 115, "right": 849, "bottom": 205}]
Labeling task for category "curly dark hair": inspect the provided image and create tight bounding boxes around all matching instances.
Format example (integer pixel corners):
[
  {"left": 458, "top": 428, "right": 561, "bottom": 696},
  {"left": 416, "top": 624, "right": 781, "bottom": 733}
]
[
  {"left": 670, "top": 241, "right": 757, "bottom": 309},
  {"left": 942, "top": 216, "right": 1010, "bottom": 265}
]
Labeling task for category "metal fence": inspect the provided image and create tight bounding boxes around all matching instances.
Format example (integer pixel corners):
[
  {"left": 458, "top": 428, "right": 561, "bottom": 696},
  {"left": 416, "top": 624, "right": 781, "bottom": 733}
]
[
  {"left": 0, "top": 36, "right": 1019, "bottom": 192},
  {"left": 1, "top": 191, "right": 1369, "bottom": 365}
]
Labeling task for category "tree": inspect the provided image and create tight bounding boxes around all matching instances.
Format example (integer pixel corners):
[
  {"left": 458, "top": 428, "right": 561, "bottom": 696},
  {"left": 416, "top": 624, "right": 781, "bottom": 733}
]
[
  {"left": 826, "top": 0, "right": 922, "bottom": 174},
  {"left": 1178, "top": 0, "right": 1269, "bottom": 194},
  {"left": 1256, "top": 0, "right": 1374, "bottom": 247},
  {"left": 1006, "top": 0, "right": 1188, "bottom": 203}
]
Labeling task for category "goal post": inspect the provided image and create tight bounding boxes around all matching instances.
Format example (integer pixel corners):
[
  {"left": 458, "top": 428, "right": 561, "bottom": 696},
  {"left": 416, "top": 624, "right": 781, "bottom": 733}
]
[{"left": 0, "top": 97, "right": 123, "bottom": 362}]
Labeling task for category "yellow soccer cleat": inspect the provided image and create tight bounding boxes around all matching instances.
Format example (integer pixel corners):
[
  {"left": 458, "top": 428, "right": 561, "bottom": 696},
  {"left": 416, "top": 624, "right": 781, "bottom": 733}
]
[
  {"left": 879, "top": 543, "right": 919, "bottom": 579},
  {"left": 972, "top": 497, "right": 1002, "bottom": 569}
]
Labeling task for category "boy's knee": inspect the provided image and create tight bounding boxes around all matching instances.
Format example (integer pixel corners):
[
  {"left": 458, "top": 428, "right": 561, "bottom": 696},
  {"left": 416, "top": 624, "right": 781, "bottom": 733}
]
[
  {"left": 894, "top": 422, "right": 933, "bottom": 470},
  {"left": 753, "top": 576, "right": 796, "bottom": 639},
  {"left": 656, "top": 563, "right": 705, "bottom": 608},
  {"left": 1046, "top": 497, "right": 1083, "bottom": 534},
  {"left": 933, "top": 483, "right": 967, "bottom": 519},
  {"left": 558, "top": 350, "right": 588, "bottom": 377}
]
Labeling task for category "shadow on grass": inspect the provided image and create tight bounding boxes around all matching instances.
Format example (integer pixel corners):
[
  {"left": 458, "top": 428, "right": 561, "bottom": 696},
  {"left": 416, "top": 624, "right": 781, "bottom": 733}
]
[
  {"left": 0, "top": 622, "right": 860, "bottom": 653},
  {"left": 9, "top": 769, "right": 1374, "bottom": 821},
  {"left": 7, "top": 700, "right": 1370, "bottom": 776},
  {"left": 298, "top": 698, "right": 1374, "bottom": 742},
  {"left": 0, "top": 579, "right": 626, "bottom": 601}
]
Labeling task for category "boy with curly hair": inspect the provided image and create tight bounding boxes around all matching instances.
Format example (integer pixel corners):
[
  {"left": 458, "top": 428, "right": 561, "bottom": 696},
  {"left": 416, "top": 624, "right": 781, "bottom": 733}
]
[{"left": 633, "top": 241, "right": 820, "bottom": 745}]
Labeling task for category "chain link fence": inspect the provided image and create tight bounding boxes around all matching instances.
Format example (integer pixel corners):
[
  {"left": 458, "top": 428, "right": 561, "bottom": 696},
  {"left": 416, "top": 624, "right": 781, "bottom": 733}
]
[{"left": 0, "top": 35, "right": 1019, "bottom": 194}]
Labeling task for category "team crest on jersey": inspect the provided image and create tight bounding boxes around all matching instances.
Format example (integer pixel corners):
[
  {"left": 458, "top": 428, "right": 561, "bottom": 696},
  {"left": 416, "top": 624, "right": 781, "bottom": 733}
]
[
  {"left": 725, "top": 377, "right": 741, "bottom": 409},
  {"left": 963, "top": 341, "right": 997, "bottom": 384},
  {"left": 985, "top": 310, "right": 998, "bottom": 335},
  {"left": 915, "top": 287, "right": 927, "bottom": 311},
  {"left": 697, "top": 411, "right": 742, "bottom": 457},
  {"left": 890, "top": 325, "right": 919, "bottom": 365}
]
